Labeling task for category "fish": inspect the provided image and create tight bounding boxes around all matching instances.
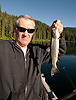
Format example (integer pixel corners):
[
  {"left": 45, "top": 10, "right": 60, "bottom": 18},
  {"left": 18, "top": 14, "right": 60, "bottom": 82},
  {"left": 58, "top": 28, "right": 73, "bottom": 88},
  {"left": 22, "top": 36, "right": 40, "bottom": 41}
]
[{"left": 51, "top": 27, "right": 60, "bottom": 76}]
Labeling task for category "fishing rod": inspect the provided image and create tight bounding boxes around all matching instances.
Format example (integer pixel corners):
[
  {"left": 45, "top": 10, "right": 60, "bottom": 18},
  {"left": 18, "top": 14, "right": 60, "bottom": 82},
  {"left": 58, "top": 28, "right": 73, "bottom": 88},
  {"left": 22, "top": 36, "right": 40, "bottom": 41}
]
[
  {"left": 41, "top": 60, "right": 76, "bottom": 100},
  {"left": 60, "top": 59, "right": 76, "bottom": 90},
  {"left": 58, "top": 60, "right": 76, "bottom": 100},
  {"left": 63, "top": 67, "right": 76, "bottom": 90},
  {"left": 58, "top": 89, "right": 76, "bottom": 100}
]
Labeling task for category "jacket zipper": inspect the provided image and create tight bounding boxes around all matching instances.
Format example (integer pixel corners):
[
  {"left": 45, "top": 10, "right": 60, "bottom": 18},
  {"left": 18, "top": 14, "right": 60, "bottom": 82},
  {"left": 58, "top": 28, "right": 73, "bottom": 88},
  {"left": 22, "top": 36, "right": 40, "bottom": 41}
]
[{"left": 24, "top": 49, "right": 29, "bottom": 97}]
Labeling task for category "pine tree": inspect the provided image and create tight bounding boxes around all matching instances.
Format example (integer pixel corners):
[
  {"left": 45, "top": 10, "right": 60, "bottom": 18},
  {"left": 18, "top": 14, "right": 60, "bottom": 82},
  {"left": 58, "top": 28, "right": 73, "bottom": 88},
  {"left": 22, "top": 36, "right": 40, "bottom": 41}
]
[{"left": 2, "top": 13, "right": 5, "bottom": 38}]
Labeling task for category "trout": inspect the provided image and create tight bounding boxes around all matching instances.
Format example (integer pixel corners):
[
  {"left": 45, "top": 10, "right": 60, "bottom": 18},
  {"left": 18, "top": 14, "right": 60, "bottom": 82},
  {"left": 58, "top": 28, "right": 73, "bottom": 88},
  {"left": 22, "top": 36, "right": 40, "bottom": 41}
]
[{"left": 51, "top": 27, "right": 60, "bottom": 76}]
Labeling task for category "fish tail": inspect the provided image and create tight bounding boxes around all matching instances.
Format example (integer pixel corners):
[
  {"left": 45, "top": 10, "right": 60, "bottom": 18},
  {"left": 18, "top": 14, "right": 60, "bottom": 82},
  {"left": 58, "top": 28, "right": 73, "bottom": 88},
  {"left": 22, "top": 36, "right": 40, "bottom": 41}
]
[{"left": 51, "top": 65, "right": 60, "bottom": 76}]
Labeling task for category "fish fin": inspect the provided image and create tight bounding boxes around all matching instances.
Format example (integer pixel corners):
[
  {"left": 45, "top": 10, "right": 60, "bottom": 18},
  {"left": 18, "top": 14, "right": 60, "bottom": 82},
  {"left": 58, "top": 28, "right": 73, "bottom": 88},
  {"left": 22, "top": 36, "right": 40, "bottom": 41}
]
[
  {"left": 56, "top": 59, "right": 59, "bottom": 63},
  {"left": 51, "top": 66, "right": 60, "bottom": 76}
]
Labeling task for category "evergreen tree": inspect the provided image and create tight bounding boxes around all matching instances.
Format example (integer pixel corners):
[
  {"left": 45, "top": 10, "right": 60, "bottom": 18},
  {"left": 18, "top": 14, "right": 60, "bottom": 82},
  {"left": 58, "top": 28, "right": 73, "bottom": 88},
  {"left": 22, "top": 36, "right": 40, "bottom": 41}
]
[
  {"left": 2, "top": 13, "right": 5, "bottom": 38},
  {"left": 0, "top": 5, "right": 76, "bottom": 42}
]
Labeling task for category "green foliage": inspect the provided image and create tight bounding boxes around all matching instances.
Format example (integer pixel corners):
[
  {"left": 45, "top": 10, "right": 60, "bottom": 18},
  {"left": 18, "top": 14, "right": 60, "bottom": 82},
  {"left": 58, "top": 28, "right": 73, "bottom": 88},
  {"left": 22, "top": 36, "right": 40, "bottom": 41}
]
[
  {"left": 62, "top": 27, "right": 76, "bottom": 41},
  {"left": 0, "top": 4, "right": 76, "bottom": 42},
  {"left": 66, "top": 42, "right": 76, "bottom": 54},
  {"left": 33, "top": 20, "right": 51, "bottom": 41}
]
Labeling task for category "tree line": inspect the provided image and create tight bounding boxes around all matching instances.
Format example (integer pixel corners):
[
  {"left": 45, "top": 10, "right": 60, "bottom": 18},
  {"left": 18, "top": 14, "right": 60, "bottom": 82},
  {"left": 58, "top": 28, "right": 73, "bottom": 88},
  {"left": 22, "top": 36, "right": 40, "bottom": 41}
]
[
  {"left": 62, "top": 27, "right": 76, "bottom": 42},
  {"left": 0, "top": 4, "right": 76, "bottom": 42}
]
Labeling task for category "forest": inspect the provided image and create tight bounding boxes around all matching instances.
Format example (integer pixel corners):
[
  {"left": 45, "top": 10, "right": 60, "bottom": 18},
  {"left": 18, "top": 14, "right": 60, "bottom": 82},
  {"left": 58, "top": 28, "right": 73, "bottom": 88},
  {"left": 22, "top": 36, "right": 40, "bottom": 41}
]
[{"left": 0, "top": 4, "right": 76, "bottom": 42}]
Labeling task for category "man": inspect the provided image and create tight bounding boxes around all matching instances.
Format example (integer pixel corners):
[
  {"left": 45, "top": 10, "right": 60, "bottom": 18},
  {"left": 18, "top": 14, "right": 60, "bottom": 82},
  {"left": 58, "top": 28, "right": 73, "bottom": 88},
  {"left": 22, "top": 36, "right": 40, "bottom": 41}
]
[{"left": 0, "top": 15, "right": 66, "bottom": 100}]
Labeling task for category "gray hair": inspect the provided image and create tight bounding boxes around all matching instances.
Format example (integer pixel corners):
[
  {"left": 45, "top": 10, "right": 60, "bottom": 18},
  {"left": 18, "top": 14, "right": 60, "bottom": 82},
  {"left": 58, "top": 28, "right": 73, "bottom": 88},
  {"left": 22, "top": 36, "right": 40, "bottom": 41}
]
[{"left": 15, "top": 15, "right": 35, "bottom": 28}]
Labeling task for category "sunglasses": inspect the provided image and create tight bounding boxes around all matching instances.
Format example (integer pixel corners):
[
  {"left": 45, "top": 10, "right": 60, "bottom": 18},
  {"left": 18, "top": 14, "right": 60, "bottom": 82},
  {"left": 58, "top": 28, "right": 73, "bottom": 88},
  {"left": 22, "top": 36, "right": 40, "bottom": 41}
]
[{"left": 17, "top": 26, "right": 35, "bottom": 33}]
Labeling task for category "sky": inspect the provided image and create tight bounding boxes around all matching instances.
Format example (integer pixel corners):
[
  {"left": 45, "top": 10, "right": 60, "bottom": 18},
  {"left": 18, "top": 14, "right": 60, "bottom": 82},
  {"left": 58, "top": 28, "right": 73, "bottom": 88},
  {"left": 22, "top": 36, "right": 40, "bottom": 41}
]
[{"left": 0, "top": 0, "right": 76, "bottom": 27}]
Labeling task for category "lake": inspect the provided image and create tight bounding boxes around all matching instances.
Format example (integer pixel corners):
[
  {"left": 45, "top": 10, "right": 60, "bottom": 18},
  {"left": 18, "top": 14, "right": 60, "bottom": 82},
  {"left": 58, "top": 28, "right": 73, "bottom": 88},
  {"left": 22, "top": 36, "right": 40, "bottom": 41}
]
[{"left": 41, "top": 42, "right": 76, "bottom": 99}]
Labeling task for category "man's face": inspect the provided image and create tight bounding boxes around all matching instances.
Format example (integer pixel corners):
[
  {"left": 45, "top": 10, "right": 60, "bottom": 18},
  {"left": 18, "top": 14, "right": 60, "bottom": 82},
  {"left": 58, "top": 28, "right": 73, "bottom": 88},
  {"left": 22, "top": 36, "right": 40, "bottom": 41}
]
[{"left": 16, "top": 18, "right": 35, "bottom": 48}]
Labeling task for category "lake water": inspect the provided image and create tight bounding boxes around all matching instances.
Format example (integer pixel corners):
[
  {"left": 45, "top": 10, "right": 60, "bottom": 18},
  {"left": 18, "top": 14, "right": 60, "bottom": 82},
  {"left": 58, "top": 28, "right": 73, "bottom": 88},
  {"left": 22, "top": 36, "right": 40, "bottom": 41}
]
[{"left": 41, "top": 42, "right": 76, "bottom": 99}]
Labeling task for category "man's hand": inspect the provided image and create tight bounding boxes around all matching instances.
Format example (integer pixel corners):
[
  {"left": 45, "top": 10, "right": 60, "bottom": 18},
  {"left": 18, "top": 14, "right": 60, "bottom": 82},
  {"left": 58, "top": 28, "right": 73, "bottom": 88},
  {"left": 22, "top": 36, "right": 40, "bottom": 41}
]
[{"left": 50, "top": 19, "right": 63, "bottom": 36}]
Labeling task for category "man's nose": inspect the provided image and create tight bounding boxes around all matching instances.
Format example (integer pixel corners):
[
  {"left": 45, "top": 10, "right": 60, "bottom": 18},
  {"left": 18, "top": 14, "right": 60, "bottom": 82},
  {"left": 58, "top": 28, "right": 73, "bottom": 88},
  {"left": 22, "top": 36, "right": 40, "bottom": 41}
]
[{"left": 24, "top": 30, "right": 28, "bottom": 35}]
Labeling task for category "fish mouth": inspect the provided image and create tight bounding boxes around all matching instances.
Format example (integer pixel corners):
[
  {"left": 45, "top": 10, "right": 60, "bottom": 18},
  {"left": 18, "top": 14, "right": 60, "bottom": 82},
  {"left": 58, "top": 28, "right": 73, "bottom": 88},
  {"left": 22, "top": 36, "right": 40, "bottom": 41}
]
[{"left": 51, "top": 66, "right": 60, "bottom": 76}]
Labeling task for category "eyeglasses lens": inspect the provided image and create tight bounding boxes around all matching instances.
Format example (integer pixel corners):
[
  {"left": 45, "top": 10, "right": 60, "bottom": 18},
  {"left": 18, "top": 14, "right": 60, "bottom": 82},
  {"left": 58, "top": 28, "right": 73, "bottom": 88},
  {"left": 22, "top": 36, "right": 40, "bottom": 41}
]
[{"left": 17, "top": 27, "right": 35, "bottom": 33}]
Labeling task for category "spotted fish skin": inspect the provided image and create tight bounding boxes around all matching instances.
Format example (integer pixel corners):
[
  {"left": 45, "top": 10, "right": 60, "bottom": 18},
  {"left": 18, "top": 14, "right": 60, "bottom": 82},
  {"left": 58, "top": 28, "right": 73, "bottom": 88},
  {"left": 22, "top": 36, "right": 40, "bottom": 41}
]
[{"left": 51, "top": 28, "right": 60, "bottom": 76}]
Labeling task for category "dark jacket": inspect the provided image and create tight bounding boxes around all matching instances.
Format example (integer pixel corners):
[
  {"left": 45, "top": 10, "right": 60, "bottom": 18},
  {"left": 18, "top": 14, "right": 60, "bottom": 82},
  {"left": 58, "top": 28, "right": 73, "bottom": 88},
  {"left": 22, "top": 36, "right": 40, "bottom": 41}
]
[{"left": 0, "top": 38, "right": 66, "bottom": 100}]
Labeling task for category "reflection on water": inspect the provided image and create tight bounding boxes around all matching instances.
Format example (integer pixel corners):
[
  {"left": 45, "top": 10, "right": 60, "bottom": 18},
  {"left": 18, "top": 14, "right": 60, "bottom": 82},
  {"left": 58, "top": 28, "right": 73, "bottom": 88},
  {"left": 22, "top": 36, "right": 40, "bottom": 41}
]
[
  {"left": 36, "top": 41, "right": 76, "bottom": 99},
  {"left": 32, "top": 41, "right": 76, "bottom": 98},
  {"left": 32, "top": 41, "right": 76, "bottom": 54},
  {"left": 66, "top": 42, "right": 76, "bottom": 55},
  {"left": 41, "top": 55, "right": 76, "bottom": 99},
  {"left": 31, "top": 40, "right": 50, "bottom": 46}
]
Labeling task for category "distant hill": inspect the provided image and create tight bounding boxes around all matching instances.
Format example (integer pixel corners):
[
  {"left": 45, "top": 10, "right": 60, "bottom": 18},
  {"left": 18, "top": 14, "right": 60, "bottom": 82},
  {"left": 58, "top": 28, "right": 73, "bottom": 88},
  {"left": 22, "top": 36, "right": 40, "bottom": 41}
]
[
  {"left": 0, "top": 4, "right": 76, "bottom": 41},
  {"left": 62, "top": 27, "right": 76, "bottom": 41}
]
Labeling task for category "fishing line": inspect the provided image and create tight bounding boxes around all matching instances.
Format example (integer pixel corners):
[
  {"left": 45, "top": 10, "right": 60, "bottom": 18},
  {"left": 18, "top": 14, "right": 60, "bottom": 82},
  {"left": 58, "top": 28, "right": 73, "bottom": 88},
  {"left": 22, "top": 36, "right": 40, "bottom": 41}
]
[{"left": 60, "top": 59, "right": 76, "bottom": 90}]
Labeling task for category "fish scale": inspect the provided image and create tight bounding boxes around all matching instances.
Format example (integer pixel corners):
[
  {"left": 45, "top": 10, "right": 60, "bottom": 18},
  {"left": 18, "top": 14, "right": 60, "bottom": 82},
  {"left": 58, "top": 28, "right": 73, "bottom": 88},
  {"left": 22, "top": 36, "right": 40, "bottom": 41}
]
[{"left": 51, "top": 27, "right": 60, "bottom": 76}]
